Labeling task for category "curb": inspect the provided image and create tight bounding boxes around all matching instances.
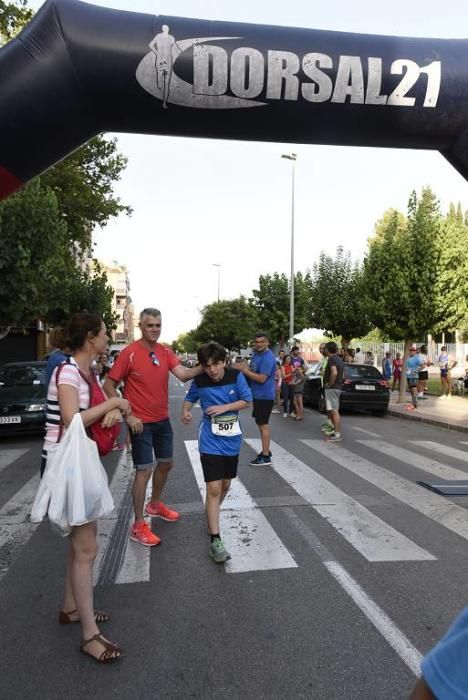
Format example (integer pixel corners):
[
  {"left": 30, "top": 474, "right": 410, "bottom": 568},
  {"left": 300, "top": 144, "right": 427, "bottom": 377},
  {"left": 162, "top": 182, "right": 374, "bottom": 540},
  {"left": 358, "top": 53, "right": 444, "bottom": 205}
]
[{"left": 387, "top": 407, "right": 468, "bottom": 434}]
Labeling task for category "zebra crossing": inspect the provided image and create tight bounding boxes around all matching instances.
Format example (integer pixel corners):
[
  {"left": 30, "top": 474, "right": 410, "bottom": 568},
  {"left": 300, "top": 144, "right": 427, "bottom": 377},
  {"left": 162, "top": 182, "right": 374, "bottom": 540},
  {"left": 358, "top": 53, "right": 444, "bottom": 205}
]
[{"left": 2, "top": 433, "right": 468, "bottom": 586}]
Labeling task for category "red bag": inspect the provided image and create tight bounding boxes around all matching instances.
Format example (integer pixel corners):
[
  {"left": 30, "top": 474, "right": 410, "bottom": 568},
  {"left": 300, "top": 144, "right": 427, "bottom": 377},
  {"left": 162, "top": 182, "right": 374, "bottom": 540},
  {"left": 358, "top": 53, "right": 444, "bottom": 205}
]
[{"left": 55, "top": 361, "right": 120, "bottom": 456}]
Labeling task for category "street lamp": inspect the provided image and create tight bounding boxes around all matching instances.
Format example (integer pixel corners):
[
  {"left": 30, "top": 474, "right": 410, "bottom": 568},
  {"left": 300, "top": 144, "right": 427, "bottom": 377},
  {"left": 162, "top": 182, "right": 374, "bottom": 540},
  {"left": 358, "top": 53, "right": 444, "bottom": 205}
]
[
  {"left": 213, "top": 263, "right": 221, "bottom": 302},
  {"left": 281, "top": 153, "right": 297, "bottom": 343}
]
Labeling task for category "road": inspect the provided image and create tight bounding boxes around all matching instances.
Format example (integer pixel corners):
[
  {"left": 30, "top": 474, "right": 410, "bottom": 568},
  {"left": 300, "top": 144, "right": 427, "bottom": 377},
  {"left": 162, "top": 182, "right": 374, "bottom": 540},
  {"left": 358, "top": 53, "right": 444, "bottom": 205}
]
[{"left": 1, "top": 377, "right": 468, "bottom": 699}]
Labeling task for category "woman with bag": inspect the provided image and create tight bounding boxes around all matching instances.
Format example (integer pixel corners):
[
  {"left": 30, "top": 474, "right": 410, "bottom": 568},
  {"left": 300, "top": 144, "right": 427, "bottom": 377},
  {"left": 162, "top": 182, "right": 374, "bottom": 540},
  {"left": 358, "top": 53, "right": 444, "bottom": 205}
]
[{"left": 41, "top": 313, "right": 130, "bottom": 664}]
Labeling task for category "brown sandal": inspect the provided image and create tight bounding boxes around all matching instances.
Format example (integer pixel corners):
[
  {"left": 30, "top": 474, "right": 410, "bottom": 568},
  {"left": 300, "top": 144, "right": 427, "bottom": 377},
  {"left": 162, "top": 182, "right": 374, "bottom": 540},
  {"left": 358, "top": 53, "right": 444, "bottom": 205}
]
[
  {"left": 59, "top": 609, "right": 110, "bottom": 624},
  {"left": 80, "top": 633, "right": 123, "bottom": 664}
]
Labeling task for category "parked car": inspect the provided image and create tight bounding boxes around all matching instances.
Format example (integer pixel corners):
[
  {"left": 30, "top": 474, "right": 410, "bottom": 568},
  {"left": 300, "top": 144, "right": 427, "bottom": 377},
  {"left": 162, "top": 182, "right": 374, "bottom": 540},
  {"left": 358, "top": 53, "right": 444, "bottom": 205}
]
[
  {"left": 303, "top": 363, "right": 390, "bottom": 415},
  {"left": 0, "top": 361, "right": 47, "bottom": 434}
]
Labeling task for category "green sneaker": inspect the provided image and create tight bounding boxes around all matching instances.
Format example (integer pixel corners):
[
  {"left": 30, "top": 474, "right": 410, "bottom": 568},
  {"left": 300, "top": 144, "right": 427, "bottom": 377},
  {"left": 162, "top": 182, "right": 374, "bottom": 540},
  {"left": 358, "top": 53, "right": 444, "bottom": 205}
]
[
  {"left": 209, "top": 538, "right": 231, "bottom": 564},
  {"left": 321, "top": 422, "right": 334, "bottom": 434}
]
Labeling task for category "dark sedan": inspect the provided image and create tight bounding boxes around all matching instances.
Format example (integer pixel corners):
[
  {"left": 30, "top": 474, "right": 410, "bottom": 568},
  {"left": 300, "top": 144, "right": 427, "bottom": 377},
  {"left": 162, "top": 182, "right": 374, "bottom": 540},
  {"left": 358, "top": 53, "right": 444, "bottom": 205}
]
[
  {"left": 0, "top": 361, "right": 47, "bottom": 434},
  {"left": 303, "top": 363, "right": 390, "bottom": 415}
]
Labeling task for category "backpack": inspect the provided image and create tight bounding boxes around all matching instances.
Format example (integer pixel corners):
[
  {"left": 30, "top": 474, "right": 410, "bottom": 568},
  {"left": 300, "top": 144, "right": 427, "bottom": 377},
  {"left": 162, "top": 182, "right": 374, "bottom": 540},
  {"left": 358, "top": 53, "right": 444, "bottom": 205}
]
[{"left": 56, "top": 361, "right": 119, "bottom": 456}]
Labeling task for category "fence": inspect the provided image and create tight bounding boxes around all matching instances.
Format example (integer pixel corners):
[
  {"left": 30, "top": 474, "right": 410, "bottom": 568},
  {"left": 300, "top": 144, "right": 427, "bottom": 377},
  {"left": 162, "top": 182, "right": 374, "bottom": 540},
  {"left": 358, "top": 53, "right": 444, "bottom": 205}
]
[{"left": 298, "top": 341, "right": 468, "bottom": 370}]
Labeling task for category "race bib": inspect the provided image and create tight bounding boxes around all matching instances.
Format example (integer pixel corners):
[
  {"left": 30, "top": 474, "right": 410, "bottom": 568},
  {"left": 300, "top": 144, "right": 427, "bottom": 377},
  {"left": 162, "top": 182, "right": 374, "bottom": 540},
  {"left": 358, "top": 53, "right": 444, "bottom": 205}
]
[{"left": 211, "top": 413, "right": 242, "bottom": 437}]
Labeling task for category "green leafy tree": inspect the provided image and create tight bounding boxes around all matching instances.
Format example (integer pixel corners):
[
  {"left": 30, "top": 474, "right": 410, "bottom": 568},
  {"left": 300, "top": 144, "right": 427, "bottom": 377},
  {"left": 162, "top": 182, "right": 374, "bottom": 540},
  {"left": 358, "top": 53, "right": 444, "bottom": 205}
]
[
  {"left": 363, "top": 187, "right": 468, "bottom": 401},
  {"left": 308, "top": 247, "right": 372, "bottom": 347},
  {"left": 173, "top": 330, "right": 199, "bottom": 354},
  {"left": 42, "top": 137, "right": 132, "bottom": 253},
  {"left": 0, "top": 179, "right": 71, "bottom": 325},
  {"left": 195, "top": 297, "right": 259, "bottom": 351},
  {"left": 250, "top": 272, "right": 311, "bottom": 346},
  {"left": 0, "top": 0, "right": 32, "bottom": 43}
]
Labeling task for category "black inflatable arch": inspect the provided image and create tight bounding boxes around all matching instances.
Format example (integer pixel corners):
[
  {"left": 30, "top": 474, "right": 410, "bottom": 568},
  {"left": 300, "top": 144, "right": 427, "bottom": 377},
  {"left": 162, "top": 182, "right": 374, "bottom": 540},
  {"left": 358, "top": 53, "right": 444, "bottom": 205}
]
[{"left": 1, "top": 0, "right": 468, "bottom": 199}]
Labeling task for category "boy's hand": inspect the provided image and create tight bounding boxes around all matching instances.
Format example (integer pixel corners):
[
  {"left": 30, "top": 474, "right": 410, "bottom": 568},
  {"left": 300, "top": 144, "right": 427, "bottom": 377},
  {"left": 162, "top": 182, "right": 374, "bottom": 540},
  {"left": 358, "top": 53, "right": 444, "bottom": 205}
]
[
  {"left": 127, "top": 414, "right": 143, "bottom": 434},
  {"left": 182, "top": 409, "right": 192, "bottom": 424},
  {"left": 206, "top": 405, "right": 228, "bottom": 417}
]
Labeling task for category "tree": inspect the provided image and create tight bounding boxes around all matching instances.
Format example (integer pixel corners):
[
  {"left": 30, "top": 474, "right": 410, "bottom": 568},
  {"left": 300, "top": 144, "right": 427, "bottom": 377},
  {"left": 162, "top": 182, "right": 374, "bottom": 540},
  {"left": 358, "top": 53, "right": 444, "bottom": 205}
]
[
  {"left": 195, "top": 297, "right": 259, "bottom": 351},
  {"left": 308, "top": 247, "right": 372, "bottom": 347},
  {"left": 42, "top": 137, "right": 132, "bottom": 254},
  {"left": 0, "top": 1, "right": 32, "bottom": 43},
  {"left": 172, "top": 330, "right": 199, "bottom": 354},
  {"left": 250, "top": 272, "right": 311, "bottom": 346},
  {"left": 0, "top": 179, "right": 71, "bottom": 325},
  {"left": 363, "top": 187, "right": 468, "bottom": 401}
]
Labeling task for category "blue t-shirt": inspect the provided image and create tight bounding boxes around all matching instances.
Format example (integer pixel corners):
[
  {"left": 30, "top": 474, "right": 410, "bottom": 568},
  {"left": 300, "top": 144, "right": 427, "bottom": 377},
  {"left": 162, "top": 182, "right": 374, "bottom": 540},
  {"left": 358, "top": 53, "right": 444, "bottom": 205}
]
[
  {"left": 185, "top": 368, "right": 252, "bottom": 456},
  {"left": 405, "top": 354, "right": 423, "bottom": 379},
  {"left": 422, "top": 606, "right": 468, "bottom": 700},
  {"left": 382, "top": 357, "right": 392, "bottom": 380},
  {"left": 249, "top": 348, "right": 276, "bottom": 400},
  {"left": 45, "top": 350, "right": 68, "bottom": 387}
]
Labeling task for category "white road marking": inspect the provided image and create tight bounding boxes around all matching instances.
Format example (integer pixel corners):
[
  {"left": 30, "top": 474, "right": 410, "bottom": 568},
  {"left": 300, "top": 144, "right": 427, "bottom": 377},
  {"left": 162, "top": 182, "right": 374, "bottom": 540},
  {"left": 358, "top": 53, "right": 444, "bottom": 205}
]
[
  {"left": 185, "top": 441, "right": 297, "bottom": 573},
  {"left": 0, "top": 449, "right": 29, "bottom": 474},
  {"left": 352, "top": 427, "right": 382, "bottom": 438},
  {"left": 115, "top": 479, "right": 152, "bottom": 585},
  {"left": 247, "top": 439, "right": 434, "bottom": 562},
  {"left": 0, "top": 474, "right": 40, "bottom": 582},
  {"left": 359, "top": 440, "right": 468, "bottom": 480},
  {"left": 324, "top": 560, "right": 422, "bottom": 676},
  {"left": 304, "top": 440, "right": 468, "bottom": 541},
  {"left": 411, "top": 441, "right": 468, "bottom": 467}
]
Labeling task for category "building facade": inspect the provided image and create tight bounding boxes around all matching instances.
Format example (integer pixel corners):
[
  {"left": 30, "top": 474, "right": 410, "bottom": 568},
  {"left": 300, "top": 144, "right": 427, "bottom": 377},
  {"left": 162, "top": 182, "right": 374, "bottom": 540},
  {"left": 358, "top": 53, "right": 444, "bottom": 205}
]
[{"left": 102, "top": 262, "right": 134, "bottom": 345}]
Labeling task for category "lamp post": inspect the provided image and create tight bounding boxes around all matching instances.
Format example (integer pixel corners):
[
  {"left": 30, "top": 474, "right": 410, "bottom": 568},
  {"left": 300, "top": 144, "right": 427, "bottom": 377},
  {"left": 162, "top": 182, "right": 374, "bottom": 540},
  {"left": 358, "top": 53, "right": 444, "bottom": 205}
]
[
  {"left": 281, "top": 153, "right": 297, "bottom": 343},
  {"left": 213, "top": 263, "right": 221, "bottom": 302}
]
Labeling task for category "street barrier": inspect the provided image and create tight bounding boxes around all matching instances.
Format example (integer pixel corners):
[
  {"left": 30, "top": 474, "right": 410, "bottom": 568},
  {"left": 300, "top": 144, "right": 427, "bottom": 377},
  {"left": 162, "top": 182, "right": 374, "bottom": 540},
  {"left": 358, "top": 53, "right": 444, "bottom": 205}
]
[{"left": 1, "top": 0, "right": 468, "bottom": 198}]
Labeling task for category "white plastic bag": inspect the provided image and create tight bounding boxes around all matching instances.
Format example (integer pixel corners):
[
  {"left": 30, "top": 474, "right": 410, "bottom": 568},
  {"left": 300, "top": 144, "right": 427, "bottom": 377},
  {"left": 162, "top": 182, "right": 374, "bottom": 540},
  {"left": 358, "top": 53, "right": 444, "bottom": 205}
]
[{"left": 31, "top": 413, "right": 114, "bottom": 533}]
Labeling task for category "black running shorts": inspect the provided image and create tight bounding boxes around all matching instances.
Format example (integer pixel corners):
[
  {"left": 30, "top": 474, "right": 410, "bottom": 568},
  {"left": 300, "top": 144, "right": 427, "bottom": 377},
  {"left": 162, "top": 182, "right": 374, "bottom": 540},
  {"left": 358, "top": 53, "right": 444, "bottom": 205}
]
[
  {"left": 200, "top": 453, "right": 239, "bottom": 482},
  {"left": 252, "top": 399, "right": 274, "bottom": 425}
]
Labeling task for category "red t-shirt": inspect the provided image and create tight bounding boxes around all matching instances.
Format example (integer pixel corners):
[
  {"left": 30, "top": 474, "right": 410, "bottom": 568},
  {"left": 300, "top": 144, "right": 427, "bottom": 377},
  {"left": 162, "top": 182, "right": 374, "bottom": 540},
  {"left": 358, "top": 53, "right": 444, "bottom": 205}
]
[{"left": 108, "top": 341, "right": 180, "bottom": 422}]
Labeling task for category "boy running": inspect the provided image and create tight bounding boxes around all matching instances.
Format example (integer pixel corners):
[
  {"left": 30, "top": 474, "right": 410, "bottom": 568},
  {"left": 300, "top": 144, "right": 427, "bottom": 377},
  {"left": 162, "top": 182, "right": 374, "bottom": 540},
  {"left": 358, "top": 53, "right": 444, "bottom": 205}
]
[{"left": 182, "top": 342, "right": 252, "bottom": 564}]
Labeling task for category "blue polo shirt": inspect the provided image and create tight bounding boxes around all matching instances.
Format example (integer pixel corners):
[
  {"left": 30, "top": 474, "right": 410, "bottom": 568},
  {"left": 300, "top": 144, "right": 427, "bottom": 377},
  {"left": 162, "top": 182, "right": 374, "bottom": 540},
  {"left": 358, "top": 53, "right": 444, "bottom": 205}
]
[
  {"left": 250, "top": 348, "right": 276, "bottom": 400},
  {"left": 422, "top": 606, "right": 468, "bottom": 699}
]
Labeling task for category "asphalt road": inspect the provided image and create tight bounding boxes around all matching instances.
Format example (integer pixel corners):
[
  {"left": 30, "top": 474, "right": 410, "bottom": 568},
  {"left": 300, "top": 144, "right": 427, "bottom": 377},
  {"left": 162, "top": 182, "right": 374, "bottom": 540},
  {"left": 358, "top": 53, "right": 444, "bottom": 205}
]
[{"left": 1, "top": 378, "right": 468, "bottom": 699}]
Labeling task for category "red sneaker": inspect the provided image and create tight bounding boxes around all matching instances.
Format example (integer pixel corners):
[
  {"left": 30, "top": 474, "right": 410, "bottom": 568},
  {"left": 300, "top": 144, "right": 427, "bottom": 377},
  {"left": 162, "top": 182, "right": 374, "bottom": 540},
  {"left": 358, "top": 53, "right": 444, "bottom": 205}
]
[
  {"left": 130, "top": 521, "right": 161, "bottom": 547},
  {"left": 144, "top": 501, "right": 180, "bottom": 522}
]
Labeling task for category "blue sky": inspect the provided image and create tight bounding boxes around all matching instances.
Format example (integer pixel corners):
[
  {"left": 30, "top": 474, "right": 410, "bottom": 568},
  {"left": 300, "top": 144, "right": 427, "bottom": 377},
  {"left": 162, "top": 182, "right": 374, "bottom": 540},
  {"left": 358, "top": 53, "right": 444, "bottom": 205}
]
[{"left": 28, "top": 0, "right": 468, "bottom": 341}]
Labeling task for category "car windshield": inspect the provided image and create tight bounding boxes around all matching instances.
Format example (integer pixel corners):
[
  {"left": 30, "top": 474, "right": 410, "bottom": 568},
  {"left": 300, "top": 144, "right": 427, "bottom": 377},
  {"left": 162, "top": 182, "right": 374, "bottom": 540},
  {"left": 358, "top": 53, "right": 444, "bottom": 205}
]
[
  {"left": 345, "top": 364, "right": 382, "bottom": 379},
  {"left": 0, "top": 365, "right": 45, "bottom": 386}
]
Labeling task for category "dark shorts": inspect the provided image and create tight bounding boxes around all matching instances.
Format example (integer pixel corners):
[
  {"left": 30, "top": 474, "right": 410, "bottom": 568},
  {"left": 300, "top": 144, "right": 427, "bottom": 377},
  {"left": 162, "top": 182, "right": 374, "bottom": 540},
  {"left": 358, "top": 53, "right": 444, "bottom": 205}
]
[
  {"left": 200, "top": 453, "right": 239, "bottom": 482},
  {"left": 408, "top": 378, "right": 418, "bottom": 388},
  {"left": 252, "top": 399, "right": 274, "bottom": 425},
  {"left": 418, "top": 370, "right": 428, "bottom": 380},
  {"left": 441, "top": 368, "right": 449, "bottom": 378},
  {"left": 131, "top": 419, "right": 173, "bottom": 470}
]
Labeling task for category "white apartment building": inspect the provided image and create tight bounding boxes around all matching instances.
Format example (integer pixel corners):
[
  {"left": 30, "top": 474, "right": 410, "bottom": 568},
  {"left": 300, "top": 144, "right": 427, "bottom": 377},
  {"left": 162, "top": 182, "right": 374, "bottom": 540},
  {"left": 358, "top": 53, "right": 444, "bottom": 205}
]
[{"left": 102, "top": 262, "right": 134, "bottom": 344}]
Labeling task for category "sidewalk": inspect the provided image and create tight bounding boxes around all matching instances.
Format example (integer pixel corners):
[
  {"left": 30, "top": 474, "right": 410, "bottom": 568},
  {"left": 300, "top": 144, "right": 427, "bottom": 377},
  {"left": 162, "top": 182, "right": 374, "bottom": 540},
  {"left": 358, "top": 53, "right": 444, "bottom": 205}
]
[{"left": 387, "top": 392, "right": 468, "bottom": 432}]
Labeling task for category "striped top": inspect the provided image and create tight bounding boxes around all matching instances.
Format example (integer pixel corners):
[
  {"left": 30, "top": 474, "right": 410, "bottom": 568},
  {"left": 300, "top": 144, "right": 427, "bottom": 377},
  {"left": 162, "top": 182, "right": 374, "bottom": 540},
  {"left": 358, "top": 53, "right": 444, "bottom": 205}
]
[{"left": 42, "top": 358, "right": 90, "bottom": 456}]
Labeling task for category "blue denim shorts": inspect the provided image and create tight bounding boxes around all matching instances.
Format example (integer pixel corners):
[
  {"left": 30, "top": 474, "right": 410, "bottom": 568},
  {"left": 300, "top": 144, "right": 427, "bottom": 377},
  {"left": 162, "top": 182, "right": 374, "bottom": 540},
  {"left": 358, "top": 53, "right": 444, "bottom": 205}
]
[{"left": 131, "top": 419, "right": 174, "bottom": 470}]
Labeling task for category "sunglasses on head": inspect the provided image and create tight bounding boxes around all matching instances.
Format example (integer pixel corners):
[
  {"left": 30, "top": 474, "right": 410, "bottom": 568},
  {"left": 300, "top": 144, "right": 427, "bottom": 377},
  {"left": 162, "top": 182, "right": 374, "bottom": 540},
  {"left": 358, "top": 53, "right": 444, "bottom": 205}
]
[{"left": 149, "top": 351, "right": 160, "bottom": 366}]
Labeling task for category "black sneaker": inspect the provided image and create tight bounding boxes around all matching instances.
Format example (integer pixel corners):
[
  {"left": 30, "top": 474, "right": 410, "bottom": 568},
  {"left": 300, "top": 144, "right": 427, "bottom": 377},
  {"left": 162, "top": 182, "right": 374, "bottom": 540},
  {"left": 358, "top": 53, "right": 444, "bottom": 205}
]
[{"left": 249, "top": 454, "right": 272, "bottom": 466}]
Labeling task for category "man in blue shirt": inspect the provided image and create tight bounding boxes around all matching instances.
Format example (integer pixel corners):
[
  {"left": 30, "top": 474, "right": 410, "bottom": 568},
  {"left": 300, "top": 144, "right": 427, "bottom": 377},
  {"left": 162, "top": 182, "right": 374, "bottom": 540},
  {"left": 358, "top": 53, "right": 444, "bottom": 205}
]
[
  {"left": 405, "top": 344, "right": 425, "bottom": 411},
  {"left": 234, "top": 332, "right": 277, "bottom": 466}
]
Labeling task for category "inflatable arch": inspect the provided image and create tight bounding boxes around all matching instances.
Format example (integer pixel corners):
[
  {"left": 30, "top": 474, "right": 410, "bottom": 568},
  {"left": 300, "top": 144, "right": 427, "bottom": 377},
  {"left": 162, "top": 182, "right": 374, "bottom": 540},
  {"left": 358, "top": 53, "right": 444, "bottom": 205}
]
[{"left": 1, "top": 0, "right": 468, "bottom": 200}]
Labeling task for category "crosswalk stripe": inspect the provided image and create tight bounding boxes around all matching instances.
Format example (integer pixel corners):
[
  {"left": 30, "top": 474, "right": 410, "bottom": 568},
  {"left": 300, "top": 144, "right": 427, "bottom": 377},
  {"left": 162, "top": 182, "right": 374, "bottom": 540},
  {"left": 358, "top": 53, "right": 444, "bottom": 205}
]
[
  {"left": 0, "top": 473, "right": 40, "bottom": 582},
  {"left": 352, "top": 427, "right": 382, "bottom": 438},
  {"left": 303, "top": 440, "right": 468, "bottom": 542},
  {"left": 185, "top": 441, "right": 297, "bottom": 573},
  {"left": 410, "top": 441, "right": 468, "bottom": 466},
  {"left": 0, "top": 449, "right": 29, "bottom": 474},
  {"left": 358, "top": 440, "right": 468, "bottom": 480},
  {"left": 247, "top": 439, "right": 434, "bottom": 562},
  {"left": 115, "top": 479, "right": 152, "bottom": 585}
]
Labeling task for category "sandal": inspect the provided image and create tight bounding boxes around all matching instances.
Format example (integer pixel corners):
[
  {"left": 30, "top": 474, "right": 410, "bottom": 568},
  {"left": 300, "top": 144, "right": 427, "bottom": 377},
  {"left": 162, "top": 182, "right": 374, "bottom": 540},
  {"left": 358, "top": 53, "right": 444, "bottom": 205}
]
[
  {"left": 80, "top": 633, "right": 123, "bottom": 664},
  {"left": 59, "top": 609, "right": 110, "bottom": 624}
]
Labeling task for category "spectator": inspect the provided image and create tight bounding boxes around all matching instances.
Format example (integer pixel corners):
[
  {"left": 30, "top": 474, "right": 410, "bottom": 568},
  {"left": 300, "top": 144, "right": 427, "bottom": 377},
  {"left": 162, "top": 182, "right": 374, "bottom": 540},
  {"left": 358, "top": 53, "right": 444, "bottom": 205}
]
[
  {"left": 364, "top": 351, "right": 374, "bottom": 366},
  {"left": 438, "top": 345, "right": 455, "bottom": 399},
  {"left": 417, "top": 344, "right": 430, "bottom": 400},
  {"left": 392, "top": 352, "right": 403, "bottom": 391},
  {"left": 323, "top": 341, "right": 344, "bottom": 442},
  {"left": 45, "top": 327, "right": 70, "bottom": 387},
  {"left": 354, "top": 347, "right": 364, "bottom": 364},
  {"left": 272, "top": 361, "right": 282, "bottom": 414},
  {"left": 405, "top": 344, "right": 424, "bottom": 410},
  {"left": 382, "top": 352, "right": 392, "bottom": 382},
  {"left": 280, "top": 354, "right": 295, "bottom": 418},
  {"left": 290, "top": 345, "right": 305, "bottom": 371},
  {"left": 291, "top": 362, "right": 305, "bottom": 420}
]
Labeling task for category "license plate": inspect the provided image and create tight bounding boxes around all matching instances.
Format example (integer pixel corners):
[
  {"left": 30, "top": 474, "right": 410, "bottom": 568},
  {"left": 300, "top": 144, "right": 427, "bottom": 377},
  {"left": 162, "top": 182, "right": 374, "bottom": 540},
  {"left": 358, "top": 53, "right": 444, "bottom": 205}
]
[
  {"left": 355, "top": 385, "right": 375, "bottom": 391},
  {"left": 0, "top": 416, "right": 21, "bottom": 424}
]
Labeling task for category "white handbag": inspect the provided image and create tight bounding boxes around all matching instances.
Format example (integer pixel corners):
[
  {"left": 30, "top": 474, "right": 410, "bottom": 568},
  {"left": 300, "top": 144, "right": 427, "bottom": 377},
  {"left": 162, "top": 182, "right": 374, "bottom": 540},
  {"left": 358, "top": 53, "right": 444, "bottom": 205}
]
[{"left": 31, "top": 413, "right": 114, "bottom": 534}]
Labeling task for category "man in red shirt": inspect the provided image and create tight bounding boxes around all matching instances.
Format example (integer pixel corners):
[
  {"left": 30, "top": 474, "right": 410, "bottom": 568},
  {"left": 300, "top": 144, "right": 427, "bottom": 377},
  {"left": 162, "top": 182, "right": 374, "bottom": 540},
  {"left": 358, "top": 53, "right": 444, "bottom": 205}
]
[{"left": 104, "top": 307, "right": 202, "bottom": 547}]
